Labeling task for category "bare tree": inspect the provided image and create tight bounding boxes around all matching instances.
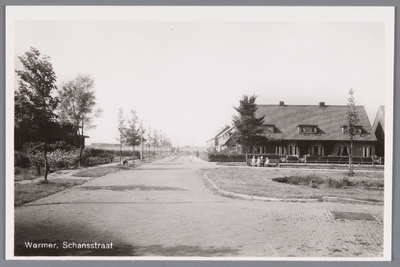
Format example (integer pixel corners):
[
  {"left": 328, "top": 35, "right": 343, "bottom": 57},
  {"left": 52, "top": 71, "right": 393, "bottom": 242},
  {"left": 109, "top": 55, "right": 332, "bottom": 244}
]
[
  {"left": 116, "top": 108, "right": 126, "bottom": 164},
  {"left": 58, "top": 74, "right": 102, "bottom": 166},
  {"left": 346, "top": 88, "right": 359, "bottom": 175},
  {"left": 124, "top": 109, "right": 142, "bottom": 159}
]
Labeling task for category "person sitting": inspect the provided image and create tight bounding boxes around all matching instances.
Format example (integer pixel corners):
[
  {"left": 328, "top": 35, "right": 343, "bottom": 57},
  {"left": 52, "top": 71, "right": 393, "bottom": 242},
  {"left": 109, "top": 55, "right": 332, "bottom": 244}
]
[
  {"left": 251, "top": 156, "right": 256, "bottom": 166},
  {"left": 264, "top": 157, "right": 270, "bottom": 167},
  {"left": 256, "top": 156, "right": 261, "bottom": 166},
  {"left": 259, "top": 156, "right": 264, "bottom": 167}
]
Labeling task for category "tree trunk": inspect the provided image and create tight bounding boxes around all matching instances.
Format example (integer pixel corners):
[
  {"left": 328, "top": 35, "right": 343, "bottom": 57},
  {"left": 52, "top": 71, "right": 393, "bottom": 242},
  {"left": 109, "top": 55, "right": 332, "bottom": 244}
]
[
  {"left": 349, "top": 139, "right": 354, "bottom": 174},
  {"left": 245, "top": 145, "right": 248, "bottom": 164},
  {"left": 119, "top": 140, "right": 122, "bottom": 164},
  {"left": 148, "top": 145, "right": 151, "bottom": 161},
  {"left": 43, "top": 138, "right": 49, "bottom": 181},
  {"left": 79, "top": 134, "right": 84, "bottom": 167}
]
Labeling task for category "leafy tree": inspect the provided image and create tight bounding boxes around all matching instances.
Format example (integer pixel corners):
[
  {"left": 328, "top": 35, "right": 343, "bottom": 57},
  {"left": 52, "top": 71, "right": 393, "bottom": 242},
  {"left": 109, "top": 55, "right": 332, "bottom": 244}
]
[
  {"left": 124, "top": 109, "right": 142, "bottom": 158},
  {"left": 15, "top": 47, "right": 59, "bottom": 181},
  {"left": 232, "top": 95, "right": 267, "bottom": 160},
  {"left": 58, "top": 74, "right": 101, "bottom": 166},
  {"left": 346, "top": 88, "right": 359, "bottom": 175},
  {"left": 116, "top": 108, "right": 126, "bottom": 164}
]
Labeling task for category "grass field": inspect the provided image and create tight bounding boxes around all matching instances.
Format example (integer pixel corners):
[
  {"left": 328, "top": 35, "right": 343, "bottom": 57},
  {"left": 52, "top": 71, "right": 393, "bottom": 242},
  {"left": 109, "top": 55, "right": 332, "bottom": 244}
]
[
  {"left": 201, "top": 167, "right": 384, "bottom": 202},
  {"left": 14, "top": 178, "right": 87, "bottom": 207}
]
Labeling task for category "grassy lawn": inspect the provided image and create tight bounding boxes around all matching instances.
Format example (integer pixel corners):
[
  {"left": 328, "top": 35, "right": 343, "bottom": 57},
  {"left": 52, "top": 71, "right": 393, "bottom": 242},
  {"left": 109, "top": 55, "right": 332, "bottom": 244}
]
[
  {"left": 15, "top": 178, "right": 87, "bottom": 207},
  {"left": 201, "top": 167, "right": 384, "bottom": 202},
  {"left": 14, "top": 167, "right": 41, "bottom": 181}
]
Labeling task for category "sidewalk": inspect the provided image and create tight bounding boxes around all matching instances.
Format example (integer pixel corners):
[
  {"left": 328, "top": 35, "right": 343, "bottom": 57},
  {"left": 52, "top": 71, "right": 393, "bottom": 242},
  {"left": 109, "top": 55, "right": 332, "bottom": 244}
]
[{"left": 14, "top": 161, "right": 122, "bottom": 185}]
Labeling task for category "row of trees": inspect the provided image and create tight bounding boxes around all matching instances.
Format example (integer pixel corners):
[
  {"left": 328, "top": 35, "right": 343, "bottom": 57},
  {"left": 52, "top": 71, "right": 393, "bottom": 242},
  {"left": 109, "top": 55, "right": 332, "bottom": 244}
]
[
  {"left": 116, "top": 108, "right": 173, "bottom": 163},
  {"left": 15, "top": 47, "right": 101, "bottom": 180},
  {"left": 232, "top": 90, "right": 359, "bottom": 174}
]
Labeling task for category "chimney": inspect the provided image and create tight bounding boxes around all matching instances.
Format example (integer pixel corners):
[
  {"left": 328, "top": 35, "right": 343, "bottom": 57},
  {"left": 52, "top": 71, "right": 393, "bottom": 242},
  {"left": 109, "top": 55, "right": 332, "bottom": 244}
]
[
  {"left": 319, "top": 102, "right": 325, "bottom": 107},
  {"left": 279, "top": 101, "right": 284, "bottom": 106}
]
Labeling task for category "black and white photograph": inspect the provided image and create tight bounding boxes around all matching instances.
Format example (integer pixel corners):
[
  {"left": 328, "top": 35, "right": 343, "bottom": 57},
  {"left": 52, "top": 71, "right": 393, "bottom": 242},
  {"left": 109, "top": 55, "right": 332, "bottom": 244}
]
[{"left": 5, "top": 6, "right": 394, "bottom": 260}]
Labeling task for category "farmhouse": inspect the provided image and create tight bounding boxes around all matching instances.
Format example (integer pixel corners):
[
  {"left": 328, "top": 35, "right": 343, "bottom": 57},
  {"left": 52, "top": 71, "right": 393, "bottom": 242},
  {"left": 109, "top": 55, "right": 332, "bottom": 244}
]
[
  {"left": 14, "top": 124, "right": 89, "bottom": 150},
  {"left": 251, "top": 101, "right": 377, "bottom": 158}
]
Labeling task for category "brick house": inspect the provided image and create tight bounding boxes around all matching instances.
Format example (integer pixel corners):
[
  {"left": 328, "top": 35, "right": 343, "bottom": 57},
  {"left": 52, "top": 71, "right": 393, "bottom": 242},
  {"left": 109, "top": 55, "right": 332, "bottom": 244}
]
[
  {"left": 207, "top": 125, "right": 236, "bottom": 152},
  {"left": 248, "top": 101, "right": 377, "bottom": 158}
]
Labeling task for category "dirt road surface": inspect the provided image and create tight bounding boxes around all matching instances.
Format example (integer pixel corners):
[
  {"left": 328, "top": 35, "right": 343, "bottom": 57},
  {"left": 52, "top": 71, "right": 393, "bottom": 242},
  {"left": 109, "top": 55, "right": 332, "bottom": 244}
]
[{"left": 14, "top": 155, "right": 384, "bottom": 258}]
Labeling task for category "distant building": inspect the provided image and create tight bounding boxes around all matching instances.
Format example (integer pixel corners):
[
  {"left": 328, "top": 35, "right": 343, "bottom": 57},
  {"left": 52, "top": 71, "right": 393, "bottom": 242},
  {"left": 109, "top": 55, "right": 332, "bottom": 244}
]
[
  {"left": 372, "top": 106, "right": 385, "bottom": 157},
  {"left": 15, "top": 124, "right": 89, "bottom": 150},
  {"left": 207, "top": 125, "right": 236, "bottom": 152}
]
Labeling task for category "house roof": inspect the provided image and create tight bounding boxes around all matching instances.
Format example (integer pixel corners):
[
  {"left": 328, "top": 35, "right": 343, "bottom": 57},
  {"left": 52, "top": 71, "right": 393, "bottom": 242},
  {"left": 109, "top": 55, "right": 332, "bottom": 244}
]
[
  {"left": 207, "top": 125, "right": 231, "bottom": 142},
  {"left": 372, "top": 106, "right": 385, "bottom": 132},
  {"left": 255, "top": 104, "right": 376, "bottom": 142}
]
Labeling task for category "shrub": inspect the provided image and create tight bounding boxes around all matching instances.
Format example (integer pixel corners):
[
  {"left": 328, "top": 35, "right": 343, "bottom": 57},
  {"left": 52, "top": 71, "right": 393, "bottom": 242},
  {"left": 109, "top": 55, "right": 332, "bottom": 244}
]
[
  {"left": 47, "top": 149, "right": 79, "bottom": 169},
  {"left": 207, "top": 153, "right": 279, "bottom": 162},
  {"left": 327, "top": 178, "right": 342, "bottom": 188},
  {"left": 272, "top": 174, "right": 323, "bottom": 186},
  {"left": 14, "top": 151, "right": 30, "bottom": 168},
  {"left": 14, "top": 167, "right": 22, "bottom": 175},
  {"left": 23, "top": 142, "right": 45, "bottom": 175},
  {"left": 49, "top": 141, "right": 75, "bottom": 152}
]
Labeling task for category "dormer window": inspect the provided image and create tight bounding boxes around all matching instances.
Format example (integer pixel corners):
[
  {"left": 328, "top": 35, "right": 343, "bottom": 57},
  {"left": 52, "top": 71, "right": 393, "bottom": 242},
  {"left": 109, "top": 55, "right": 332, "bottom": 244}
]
[
  {"left": 264, "top": 124, "right": 275, "bottom": 133},
  {"left": 342, "top": 125, "right": 363, "bottom": 135},
  {"left": 297, "top": 125, "right": 318, "bottom": 134}
]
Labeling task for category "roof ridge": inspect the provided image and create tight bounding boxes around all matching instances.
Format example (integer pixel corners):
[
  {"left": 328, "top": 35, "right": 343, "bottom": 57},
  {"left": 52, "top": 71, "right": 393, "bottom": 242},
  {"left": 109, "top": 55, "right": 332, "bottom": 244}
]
[{"left": 256, "top": 104, "right": 366, "bottom": 107}]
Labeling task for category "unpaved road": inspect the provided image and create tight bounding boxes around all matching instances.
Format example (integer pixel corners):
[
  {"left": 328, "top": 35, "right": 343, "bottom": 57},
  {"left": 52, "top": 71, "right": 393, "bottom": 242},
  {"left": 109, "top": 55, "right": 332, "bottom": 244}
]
[{"left": 14, "top": 155, "right": 384, "bottom": 258}]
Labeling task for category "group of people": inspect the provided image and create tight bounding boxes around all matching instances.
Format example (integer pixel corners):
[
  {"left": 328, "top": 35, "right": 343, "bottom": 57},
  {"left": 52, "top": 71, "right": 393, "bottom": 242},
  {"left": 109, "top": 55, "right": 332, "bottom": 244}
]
[{"left": 250, "top": 156, "right": 269, "bottom": 167}]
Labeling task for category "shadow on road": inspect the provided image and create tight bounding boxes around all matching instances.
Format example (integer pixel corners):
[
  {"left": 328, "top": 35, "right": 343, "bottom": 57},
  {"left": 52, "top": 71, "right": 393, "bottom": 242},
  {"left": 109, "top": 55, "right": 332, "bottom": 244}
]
[{"left": 79, "top": 185, "right": 188, "bottom": 192}]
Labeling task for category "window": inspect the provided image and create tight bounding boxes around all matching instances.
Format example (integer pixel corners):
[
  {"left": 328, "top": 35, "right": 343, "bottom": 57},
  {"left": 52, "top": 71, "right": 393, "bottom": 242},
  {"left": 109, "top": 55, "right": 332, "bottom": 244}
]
[
  {"left": 264, "top": 125, "right": 275, "bottom": 133},
  {"left": 363, "top": 146, "right": 373, "bottom": 157},
  {"left": 275, "top": 146, "right": 286, "bottom": 156},
  {"left": 289, "top": 145, "right": 298, "bottom": 156},
  {"left": 342, "top": 126, "right": 363, "bottom": 135},
  {"left": 311, "top": 146, "right": 324, "bottom": 156},
  {"left": 298, "top": 125, "right": 318, "bottom": 134},
  {"left": 338, "top": 146, "right": 350, "bottom": 156}
]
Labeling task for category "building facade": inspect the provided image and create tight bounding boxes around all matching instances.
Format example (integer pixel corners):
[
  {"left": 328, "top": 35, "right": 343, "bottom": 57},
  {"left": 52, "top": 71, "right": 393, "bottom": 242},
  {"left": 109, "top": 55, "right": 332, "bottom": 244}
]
[
  {"left": 207, "top": 125, "right": 236, "bottom": 152},
  {"left": 250, "top": 101, "right": 377, "bottom": 158}
]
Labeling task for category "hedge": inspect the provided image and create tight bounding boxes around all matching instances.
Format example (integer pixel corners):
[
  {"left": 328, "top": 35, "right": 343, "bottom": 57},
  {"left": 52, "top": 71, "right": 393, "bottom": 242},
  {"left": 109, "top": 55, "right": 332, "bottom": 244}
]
[
  {"left": 207, "top": 153, "right": 280, "bottom": 162},
  {"left": 304, "top": 156, "right": 379, "bottom": 165}
]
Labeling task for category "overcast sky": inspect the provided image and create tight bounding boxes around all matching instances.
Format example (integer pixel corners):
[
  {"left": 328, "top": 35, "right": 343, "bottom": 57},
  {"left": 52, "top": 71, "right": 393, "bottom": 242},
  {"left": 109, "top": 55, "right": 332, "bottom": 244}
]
[{"left": 14, "top": 19, "right": 386, "bottom": 147}]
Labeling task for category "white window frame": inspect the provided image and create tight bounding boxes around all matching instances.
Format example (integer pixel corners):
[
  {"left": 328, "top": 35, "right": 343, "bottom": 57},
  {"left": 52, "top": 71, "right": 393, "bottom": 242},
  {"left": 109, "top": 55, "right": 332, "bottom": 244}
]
[
  {"left": 289, "top": 145, "right": 298, "bottom": 156},
  {"left": 275, "top": 146, "right": 286, "bottom": 156},
  {"left": 363, "top": 146, "right": 373, "bottom": 157},
  {"left": 311, "top": 145, "right": 324, "bottom": 156}
]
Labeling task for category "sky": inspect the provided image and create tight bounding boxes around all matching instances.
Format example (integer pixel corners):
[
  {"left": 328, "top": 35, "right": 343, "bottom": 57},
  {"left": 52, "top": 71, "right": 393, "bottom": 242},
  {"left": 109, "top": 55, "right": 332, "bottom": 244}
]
[{"left": 14, "top": 19, "right": 386, "bottom": 147}]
